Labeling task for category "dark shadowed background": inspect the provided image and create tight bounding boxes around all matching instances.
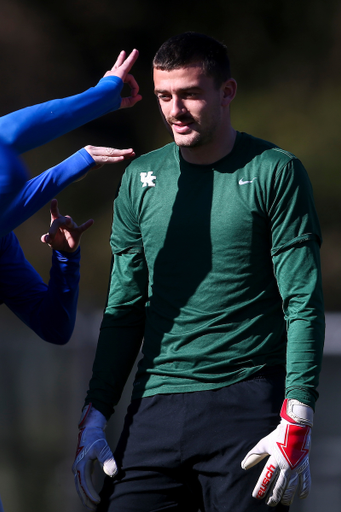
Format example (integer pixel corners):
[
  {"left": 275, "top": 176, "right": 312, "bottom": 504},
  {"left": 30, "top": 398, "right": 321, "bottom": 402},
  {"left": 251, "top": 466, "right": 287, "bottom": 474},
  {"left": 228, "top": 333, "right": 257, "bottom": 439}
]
[{"left": 1, "top": 0, "right": 341, "bottom": 510}]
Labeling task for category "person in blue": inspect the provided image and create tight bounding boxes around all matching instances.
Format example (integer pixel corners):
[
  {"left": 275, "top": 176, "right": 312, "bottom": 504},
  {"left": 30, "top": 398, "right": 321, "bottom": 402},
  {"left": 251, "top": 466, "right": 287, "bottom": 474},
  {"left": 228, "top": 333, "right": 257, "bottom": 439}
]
[{"left": 0, "top": 48, "right": 141, "bottom": 512}]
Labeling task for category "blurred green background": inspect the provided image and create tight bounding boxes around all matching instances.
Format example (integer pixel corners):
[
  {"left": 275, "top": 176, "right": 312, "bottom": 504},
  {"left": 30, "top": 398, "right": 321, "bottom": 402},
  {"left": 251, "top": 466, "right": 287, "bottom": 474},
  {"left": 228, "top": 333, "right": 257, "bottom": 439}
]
[{"left": 1, "top": 0, "right": 341, "bottom": 510}]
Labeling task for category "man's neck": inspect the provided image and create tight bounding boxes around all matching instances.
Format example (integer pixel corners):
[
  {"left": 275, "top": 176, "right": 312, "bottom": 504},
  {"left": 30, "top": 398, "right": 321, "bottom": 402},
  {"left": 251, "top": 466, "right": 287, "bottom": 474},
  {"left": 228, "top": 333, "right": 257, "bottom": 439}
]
[{"left": 180, "top": 127, "right": 237, "bottom": 165}]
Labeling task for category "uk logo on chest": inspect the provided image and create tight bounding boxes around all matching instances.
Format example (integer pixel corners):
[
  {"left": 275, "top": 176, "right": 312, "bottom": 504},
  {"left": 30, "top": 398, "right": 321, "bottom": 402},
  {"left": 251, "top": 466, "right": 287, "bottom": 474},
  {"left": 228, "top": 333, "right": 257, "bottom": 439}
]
[{"left": 140, "top": 172, "right": 156, "bottom": 187}]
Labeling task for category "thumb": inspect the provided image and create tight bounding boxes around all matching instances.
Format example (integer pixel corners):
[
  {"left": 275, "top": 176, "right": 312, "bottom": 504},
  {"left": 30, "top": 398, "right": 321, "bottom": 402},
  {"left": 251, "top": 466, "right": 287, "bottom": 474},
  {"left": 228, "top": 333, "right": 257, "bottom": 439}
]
[
  {"left": 103, "top": 457, "right": 118, "bottom": 477},
  {"left": 41, "top": 233, "right": 50, "bottom": 245},
  {"left": 97, "top": 442, "right": 117, "bottom": 477},
  {"left": 242, "top": 451, "right": 269, "bottom": 470},
  {"left": 241, "top": 435, "right": 272, "bottom": 470}
]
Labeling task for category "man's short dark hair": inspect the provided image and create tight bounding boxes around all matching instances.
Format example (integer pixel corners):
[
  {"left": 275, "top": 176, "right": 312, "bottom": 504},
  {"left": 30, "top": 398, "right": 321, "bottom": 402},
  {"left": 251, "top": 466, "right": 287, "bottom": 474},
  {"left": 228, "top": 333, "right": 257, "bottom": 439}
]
[{"left": 153, "top": 32, "right": 231, "bottom": 87}]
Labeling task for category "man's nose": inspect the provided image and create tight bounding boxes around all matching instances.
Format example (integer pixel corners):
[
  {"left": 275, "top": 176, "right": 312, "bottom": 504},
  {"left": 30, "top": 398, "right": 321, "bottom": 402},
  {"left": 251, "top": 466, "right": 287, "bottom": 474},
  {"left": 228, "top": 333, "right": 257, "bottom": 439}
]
[{"left": 170, "top": 97, "right": 186, "bottom": 117}]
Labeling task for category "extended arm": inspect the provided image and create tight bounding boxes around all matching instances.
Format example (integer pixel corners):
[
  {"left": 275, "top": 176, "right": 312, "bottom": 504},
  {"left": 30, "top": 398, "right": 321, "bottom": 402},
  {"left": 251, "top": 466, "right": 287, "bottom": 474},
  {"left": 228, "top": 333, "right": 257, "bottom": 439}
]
[
  {"left": 0, "top": 49, "right": 141, "bottom": 154},
  {"left": 0, "top": 145, "right": 135, "bottom": 238}
]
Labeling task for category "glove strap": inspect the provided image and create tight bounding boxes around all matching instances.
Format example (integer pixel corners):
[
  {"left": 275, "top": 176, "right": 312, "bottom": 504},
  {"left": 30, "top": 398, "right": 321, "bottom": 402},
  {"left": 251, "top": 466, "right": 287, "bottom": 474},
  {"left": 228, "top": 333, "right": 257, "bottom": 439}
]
[{"left": 280, "top": 398, "right": 314, "bottom": 427}]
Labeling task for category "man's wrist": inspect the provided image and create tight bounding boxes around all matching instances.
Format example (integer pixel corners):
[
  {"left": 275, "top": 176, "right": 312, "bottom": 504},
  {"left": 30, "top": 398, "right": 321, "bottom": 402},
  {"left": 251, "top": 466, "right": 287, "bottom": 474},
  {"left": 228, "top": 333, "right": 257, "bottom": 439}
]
[
  {"left": 79, "top": 403, "right": 107, "bottom": 429},
  {"left": 280, "top": 398, "right": 314, "bottom": 427}
]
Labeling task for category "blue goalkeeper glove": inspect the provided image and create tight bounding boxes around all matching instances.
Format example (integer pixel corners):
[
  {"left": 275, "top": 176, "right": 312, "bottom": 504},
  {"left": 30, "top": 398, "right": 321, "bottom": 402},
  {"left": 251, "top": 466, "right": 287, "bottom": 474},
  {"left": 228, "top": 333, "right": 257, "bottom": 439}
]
[{"left": 72, "top": 404, "right": 117, "bottom": 510}]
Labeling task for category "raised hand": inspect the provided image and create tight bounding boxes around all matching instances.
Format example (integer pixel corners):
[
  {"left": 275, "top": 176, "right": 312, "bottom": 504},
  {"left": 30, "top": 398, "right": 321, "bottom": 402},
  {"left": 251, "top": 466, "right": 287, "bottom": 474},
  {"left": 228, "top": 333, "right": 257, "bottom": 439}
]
[
  {"left": 103, "top": 49, "right": 142, "bottom": 109},
  {"left": 84, "top": 145, "right": 135, "bottom": 170},
  {"left": 41, "top": 199, "right": 94, "bottom": 253}
]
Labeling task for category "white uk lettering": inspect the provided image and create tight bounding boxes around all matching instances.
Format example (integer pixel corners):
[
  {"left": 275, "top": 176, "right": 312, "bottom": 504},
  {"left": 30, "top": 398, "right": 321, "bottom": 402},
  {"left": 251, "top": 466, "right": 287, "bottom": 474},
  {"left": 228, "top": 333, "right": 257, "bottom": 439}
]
[{"left": 140, "top": 172, "right": 156, "bottom": 187}]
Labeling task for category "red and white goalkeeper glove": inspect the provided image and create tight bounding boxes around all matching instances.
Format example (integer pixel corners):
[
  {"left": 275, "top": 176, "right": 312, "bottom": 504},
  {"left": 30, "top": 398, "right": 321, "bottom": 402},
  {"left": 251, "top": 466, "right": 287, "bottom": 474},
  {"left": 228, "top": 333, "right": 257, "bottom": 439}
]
[
  {"left": 241, "top": 398, "right": 313, "bottom": 507},
  {"left": 72, "top": 404, "right": 117, "bottom": 510}
]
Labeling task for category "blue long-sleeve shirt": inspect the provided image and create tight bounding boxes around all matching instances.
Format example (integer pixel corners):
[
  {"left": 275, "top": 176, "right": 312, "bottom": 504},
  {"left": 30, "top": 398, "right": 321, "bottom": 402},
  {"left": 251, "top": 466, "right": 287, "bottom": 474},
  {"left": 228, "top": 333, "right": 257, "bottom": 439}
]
[{"left": 0, "top": 74, "right": 123, "bottom": 343}]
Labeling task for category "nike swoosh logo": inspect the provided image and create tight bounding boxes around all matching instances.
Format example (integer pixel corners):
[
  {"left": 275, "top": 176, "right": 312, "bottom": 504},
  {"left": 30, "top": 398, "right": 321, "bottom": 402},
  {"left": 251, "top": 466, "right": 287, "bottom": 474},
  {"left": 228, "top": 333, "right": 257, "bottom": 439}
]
[{"left": 239, "top": 178, "right": 257, "bottom": 185}]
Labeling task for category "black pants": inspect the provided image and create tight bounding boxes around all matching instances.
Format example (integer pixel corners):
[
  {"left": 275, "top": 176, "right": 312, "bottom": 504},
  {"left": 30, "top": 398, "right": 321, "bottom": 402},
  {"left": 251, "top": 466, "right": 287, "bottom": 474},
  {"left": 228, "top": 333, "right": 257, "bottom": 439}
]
[{"left": 98, "top": 367, "right": 290, "bottom": 512}]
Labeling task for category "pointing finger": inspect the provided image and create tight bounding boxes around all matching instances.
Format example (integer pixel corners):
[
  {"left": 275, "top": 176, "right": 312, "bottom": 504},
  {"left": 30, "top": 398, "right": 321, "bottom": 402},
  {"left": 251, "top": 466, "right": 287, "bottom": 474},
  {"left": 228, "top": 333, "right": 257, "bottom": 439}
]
[
  {"left": 49, "top": 199, "right": 60, "bottom": 221},
  {"left": 120, "top": 49, "right": 139, "bottom": 74},
  {"left": 112, "top": 50, "right": 126, "bottom": 70},
  {"left": 108, "top": 49, "right": 139, "bottom": 80}
]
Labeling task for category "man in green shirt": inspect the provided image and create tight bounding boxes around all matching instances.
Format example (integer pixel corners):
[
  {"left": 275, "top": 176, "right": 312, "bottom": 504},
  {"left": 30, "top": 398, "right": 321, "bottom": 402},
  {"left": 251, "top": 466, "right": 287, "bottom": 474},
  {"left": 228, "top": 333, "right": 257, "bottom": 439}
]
[{"left": 73, "top": 33, "right": 324, "bottom": 512}]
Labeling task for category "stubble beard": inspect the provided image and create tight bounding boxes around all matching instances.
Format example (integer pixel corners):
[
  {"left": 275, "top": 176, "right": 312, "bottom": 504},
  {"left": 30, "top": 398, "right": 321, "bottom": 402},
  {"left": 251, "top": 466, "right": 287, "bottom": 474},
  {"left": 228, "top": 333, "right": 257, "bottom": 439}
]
[
  {"left": 169, "top": 119, "right": 217, "bottom": 149},
  {"left": 167, "top": 110, "right": 220, "bottom": 149}
]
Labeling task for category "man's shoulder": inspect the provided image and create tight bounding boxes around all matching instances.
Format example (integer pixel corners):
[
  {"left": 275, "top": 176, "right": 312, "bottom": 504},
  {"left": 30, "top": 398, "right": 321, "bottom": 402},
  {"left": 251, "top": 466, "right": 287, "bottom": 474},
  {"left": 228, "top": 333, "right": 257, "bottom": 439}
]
[
  {"left": 239, "top": 132, "right": 298, "bottom": 166},
  {"left": 127, "top": 142, "right": 177, "bottom": 171}
]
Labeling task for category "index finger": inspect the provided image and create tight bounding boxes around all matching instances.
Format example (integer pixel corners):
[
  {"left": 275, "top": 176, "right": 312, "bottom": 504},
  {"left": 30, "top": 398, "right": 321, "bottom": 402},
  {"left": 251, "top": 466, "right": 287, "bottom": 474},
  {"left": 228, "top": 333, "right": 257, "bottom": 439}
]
[
  {"left": 111, "top": 49, "right": 139, "bottom": 78},
  {"left": 49, "top": 198, "right": 60, "bottom": 222},
  {"left": 112, "top": 50, "right": 126, "bottom": 69}
]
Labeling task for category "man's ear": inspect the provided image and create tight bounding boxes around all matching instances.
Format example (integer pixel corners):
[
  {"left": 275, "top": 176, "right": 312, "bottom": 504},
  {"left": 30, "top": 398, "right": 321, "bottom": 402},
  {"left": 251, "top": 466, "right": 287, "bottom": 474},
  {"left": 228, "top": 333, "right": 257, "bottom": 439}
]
[{"left": 221, "top": 78, "right": 237, "bottom": 107}]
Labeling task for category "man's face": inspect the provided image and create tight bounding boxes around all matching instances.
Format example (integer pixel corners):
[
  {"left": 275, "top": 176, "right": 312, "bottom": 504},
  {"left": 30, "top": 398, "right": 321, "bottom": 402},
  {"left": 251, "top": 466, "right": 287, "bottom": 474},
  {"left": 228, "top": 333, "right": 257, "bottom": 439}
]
[{"left": 153, "top": 66, "right": 226, "bottom": 149}]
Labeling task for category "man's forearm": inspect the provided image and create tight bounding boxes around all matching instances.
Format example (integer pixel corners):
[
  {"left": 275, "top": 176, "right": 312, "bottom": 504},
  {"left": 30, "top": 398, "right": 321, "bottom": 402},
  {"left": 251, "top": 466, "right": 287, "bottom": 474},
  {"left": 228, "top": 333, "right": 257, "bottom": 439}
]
[
  {"left": 27, "top": 248, "right": 81, "bottom": 344},
  {"left": 85, "top": 318, "right": 145, "bottom": 419},
  {"left": 0, "top": 76, "right": 123, "bottom": 154},
  {"left": 0, "top": 149, "right": 95, "bottom": 237},
  {"left": 0, "top": 142, "right": 28, "bottom": 215},
  {"left": 273, "top": 241, "right": 325, "bottom": 409}
]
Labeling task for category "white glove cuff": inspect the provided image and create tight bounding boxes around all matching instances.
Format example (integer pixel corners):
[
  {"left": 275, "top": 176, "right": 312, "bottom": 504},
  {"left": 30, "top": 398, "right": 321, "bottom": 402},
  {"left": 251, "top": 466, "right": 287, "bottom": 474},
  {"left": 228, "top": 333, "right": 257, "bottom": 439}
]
[
  {"left": 78, "top": 403, "right": 107, "bottom": 430},
  {"left": 281, "top": 399, "right": 314, "bottom": 427}
]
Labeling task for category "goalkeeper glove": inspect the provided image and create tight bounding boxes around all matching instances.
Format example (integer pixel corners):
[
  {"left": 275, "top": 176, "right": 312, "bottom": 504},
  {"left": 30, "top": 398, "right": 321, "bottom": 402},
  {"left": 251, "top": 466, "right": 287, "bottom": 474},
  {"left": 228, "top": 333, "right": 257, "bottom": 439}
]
[
  {"left": 72, "top": 403, "right": 117, "bottom": 510},
  {"left": 241, "top": 398, "right": 313, "bottom": 507}
]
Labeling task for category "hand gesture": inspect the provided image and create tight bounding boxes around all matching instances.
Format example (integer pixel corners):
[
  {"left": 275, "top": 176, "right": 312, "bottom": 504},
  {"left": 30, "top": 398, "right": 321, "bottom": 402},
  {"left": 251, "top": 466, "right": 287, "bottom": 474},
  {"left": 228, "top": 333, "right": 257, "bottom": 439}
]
[
  {"left": 84, "top": 145, "right": 135, "bottom": 171},
  {"left": 103, "top": 49, "right": 142, "bottom": 109},
  {"left": 41, "top": 199, "right": 94, "bottom": 253}
]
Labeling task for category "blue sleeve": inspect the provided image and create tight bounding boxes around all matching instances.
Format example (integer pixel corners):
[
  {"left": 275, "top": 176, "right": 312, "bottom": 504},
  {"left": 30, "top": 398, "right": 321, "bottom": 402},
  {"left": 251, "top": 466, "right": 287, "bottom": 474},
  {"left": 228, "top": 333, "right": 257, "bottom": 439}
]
[
  {"left": 0, "top": 148, "right": 95, "bottom": 238},
  {"left": 0, "top": 141, "right": 28, "bottom": 214},
  {"left": 0, "top": 232, "right": 81, "bottom": 344},
  {"left": 0, "top": 76, "right": 123, "bottom": 154}
]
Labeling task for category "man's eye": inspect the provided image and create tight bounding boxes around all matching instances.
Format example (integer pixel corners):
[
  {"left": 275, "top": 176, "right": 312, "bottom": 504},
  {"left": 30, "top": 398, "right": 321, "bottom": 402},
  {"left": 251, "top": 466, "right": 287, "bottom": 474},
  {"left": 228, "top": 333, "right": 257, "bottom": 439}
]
[{"left": 158, "top": 94, "right": 171, "bottom": 101}]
